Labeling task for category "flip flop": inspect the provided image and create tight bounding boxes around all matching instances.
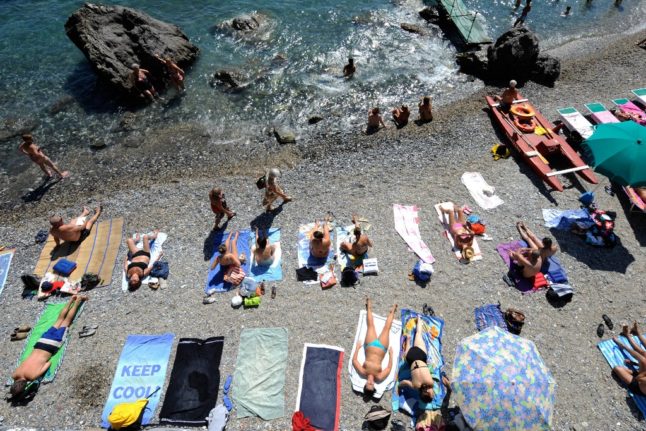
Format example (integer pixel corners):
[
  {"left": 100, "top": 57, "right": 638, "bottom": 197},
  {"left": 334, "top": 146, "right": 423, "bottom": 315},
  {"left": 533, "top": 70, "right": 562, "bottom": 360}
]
[
  {"left": 14, "top": 325, "right": 31, "bottom": 333},
  {"left": 79, "top": 328, "right": 96, "bottom": 338},
  {"left": 596, "top": 324, "right": 605, "bottom": 338},
  {"left": 10, "top": 332, "right": 28, "bottom": 341},
  {"left": 602, "top": 314, "right": 614, "bottom": 330},
  {"left": 223, "top": 375, "right": 233, "bottom": 394},
  {"left": 83, "top": 324, "right": 99, "bottom": 330},
  {"left": 271, "top": 285, "right": 276, "bottom": 299},
  {"left": 223, "top": 394, "right": 233, "bottom": 412}
]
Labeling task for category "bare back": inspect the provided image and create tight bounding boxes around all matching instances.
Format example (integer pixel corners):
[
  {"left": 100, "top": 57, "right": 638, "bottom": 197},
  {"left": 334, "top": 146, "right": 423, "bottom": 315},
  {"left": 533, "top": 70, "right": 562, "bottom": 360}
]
[
  {"left": 50, "top": 223, "right": 81, "bottom": 242},
  {"left": 13, "top": 350, "right": 52, "bottom": 381}
]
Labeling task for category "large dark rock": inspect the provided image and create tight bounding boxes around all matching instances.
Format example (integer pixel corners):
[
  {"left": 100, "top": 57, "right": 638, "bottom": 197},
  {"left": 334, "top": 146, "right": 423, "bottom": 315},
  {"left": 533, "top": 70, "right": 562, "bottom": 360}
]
[
  {"left": 215, "top": 12, "right": 272, "bottom": 38},
  {"left": 210, "top": 69, "right": 248, "bottom": 90},
  {"left": 531, "top": 54, "right": 561, "bottom": 87},
  {"left": 65, "top": 3, "right": 199, "bottom": 102},
  {"left": 419, "top": 6, "right": 441, "bottom": 24},
  {"left": 400, "top": 23, "right": 427, "bottom": 36},
  {"left": 456, "top": 46, "right": 490, "bottom": 78},
  {"left": 487, "top": 27, "right": 539, "bottom": 80}
]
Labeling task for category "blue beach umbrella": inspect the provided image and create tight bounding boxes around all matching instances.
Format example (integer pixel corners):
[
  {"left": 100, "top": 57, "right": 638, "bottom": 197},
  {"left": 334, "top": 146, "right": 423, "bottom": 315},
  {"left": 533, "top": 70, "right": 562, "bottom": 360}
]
[{"left": 452, "top": 327, "right": 556, "bottom": 431}]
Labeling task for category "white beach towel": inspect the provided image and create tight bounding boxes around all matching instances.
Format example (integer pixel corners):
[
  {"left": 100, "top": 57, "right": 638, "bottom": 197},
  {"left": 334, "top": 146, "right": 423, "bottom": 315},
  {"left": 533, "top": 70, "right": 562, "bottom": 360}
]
[
  {"left": 560, "top": 111, "right": 594, "bottom": 139},
  {"left": 434, "top": 203, "right": 482, "bottom": 261},
  {"left": 393, "top": 204, "right": 435, "bottom": 263},
  {"left": 121, "top": 232, "right": 167, "bottom": 291},
  {"left": 460, "top": 172, "right": 504, "bottom": 210},
  {"left": 348, "top": 310, "right": 402, "bottom": 399}
]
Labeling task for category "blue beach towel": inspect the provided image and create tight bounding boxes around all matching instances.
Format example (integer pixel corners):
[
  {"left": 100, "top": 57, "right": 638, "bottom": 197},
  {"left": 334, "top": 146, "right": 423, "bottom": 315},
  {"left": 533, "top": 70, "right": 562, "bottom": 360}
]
[
  {"left": 598, "top": 335, "right": 646, "bottom": 418},
  {"left": 205, "top": 230, "right": 252, "bottom": 294},
  {"left": 0, "top": 249, "right": 14, "bottom": 298},
  {"left": 298, "top": 223, "right": 336, "bottom": 270},
  {"left": 249, "top": 228, "right": 283, "bottom": 282},
  {"left": 392, "top": 309, "right": 446, "bottom": 418},
  {"left": 101, "top": 333, "right": 174, "bottom": 428},
  {"left": 474, "top": 304, "right": 508, "bottom": 332}
]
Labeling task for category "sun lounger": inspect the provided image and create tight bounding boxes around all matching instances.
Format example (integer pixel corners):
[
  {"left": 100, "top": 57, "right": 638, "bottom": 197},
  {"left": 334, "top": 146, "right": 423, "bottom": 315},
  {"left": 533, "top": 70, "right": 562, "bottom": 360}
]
[
  {"left": 632, "top": 88, "right": 646, "bottom": 106},
  {"left": 121, "top": 232, "right": 168, "bottom": 291},
  {"left": 623, "top": 186, "right": 646, "bottom": 213},
  {"left": 349, "top": 310, "right": 402, "bottom": 399},
  {"left": 611, "top": 98, "right": 646, "bottom": 123},
  {"left": 434, "top": 203, "right": 482, "bottom": 262},
  {"left": 584, "top": 102, "right": 620, "bottom": 124},
  {"left": 557, "top": 107, "right": 594, "bottom": 139}
]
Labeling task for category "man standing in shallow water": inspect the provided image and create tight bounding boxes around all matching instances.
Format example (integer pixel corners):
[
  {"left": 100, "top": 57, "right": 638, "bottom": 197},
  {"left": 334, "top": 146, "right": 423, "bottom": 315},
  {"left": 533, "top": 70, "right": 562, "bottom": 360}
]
[
  {"left": 18, "top": 134, "right": 70, "bottom": 180},
  {"left": 343, "top": 58, "right": 356, "bottom": 77}
]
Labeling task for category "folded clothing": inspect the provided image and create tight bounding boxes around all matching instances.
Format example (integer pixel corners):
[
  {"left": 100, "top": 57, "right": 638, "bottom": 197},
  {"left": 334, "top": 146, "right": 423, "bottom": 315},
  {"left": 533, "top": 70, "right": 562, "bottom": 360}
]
[{"left": 53, "top": 259, "right": 77, "bottom": 276}]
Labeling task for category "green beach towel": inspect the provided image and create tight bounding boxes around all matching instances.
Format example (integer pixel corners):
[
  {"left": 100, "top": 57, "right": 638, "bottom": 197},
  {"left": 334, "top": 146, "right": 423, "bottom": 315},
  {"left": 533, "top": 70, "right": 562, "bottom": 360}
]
[
  {"left": 15, "top": 301, "right": 84, "bottom": 383},
  {"left": 232, "top": 328, "right": 288, "bottom": 420}
]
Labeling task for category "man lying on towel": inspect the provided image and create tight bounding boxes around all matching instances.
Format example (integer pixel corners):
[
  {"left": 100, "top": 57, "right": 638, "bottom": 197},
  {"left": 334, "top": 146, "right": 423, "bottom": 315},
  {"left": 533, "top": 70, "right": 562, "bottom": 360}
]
[
  {"left": 340, "top": 215, "right": 373, "bottom": 257},
  {"left": 352, "top": 298, "right": 396, "bottom": 398},
  {"left": 516, "top": 221, "right": 558, "bottom": 260},
  {"left": 50, "top": 205, "right": 102, "bottom": 246},
  {"left": 211, "top": 231, "right": 246, "bottom": 286},
  {"left": 611, "top": 322, "right": 646, "bottom": 396},
  {"left": 10, "top": 295, "right": 87, "bottom": 399},
  {"left": 309, "top": 217, "right": 332, "bottom": 259}
]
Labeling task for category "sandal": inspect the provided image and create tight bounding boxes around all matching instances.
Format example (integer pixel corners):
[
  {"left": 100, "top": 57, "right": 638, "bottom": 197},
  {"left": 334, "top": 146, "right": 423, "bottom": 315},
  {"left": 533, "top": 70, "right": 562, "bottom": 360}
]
[
  {"left": 271, "top": 285, "right": 277, "bottom": 299},
  {"left": 10, "top": 332, "right": 28, "bottom": 341},
  {"left": 79, "top": 328, "right": 97, "bottom": 338},
  {"left": 14, "top": 325, "right": 31, "bottom": 333},
  {"left": 596, "top": 323, "right": 605, "bottom": 338},
  {"left": 82, "top": 324, "right": 99, "bottom": 331},
  {"left": 223, "top": 394, "right": 233, "bottom": 412},
  {"left": 602, "top": 314, "right": 614, "bottom": 330}
]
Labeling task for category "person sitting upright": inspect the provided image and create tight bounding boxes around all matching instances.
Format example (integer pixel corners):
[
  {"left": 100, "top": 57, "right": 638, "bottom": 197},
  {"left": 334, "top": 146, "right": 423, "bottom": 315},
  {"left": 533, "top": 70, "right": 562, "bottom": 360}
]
[
  {"left": 49, "top": 205, "right": 102, "bottom": 246},
  {"left": 352, "top": 298, "right": 396, "bottom": 398},
  {"left": 367, "top": 108, "right": 387, "bottom": 134},
  {"left": 516, "top": 221, "right": 558, "bottom": 260},
  {"left": 440, "top": 203, "right": 475, "bottom": 260},
  {"left": 211, "top": 231, "right": 245, "bottom": 286},
  {"left": 130, "top": 63, "right": 158, "bottom": 102},
  {"left": 343, "top": 58, "right": 356, "bottom": 77},
  {"left": 509, "top": 248, "right": 542, "bottom": 278},
  {"left": 124, "top": 230, "right": 161, "bottom": 290},
  {"left": 340, "top": 214, "right": 373, "bottom": 258},
  {"left": 611, "top": 322, "right": 646, "bottom": 396},
  {"left": 392, "top": 105, "right": 410, "bottom": 128},
  {"left": 253, "top": 227, "right": 276, "bottom": 266},
  {"left": 10, "top": 295, "right": 87, "bottom": 400},
  {"left": 493, "top": 80, "right": 519, "bottom": 111},
  {"left": 310, "top": 216, "right": 332, "bottom": 259},
  {"left": 418, "top": 97, "right": 433, "bottom": 122}
]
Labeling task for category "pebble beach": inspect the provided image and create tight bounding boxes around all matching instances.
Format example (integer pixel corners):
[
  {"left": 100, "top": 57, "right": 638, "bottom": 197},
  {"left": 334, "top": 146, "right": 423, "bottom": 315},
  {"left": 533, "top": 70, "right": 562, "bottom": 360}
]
[{"left": 0, "top": 20, "right": 644, "bottom": 431}]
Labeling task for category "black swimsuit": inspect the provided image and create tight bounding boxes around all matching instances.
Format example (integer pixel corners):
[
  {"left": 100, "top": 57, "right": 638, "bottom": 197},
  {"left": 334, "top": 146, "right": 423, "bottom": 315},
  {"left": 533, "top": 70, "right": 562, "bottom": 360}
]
[
  {"left": 135, "top": 75, "right": 153, "bottom": 92},
  {"left": 405, "top": 346, "right": 427, "bottom": 366},
  {"left": 127, "top": 250, "right": 150, "bottom": 272}
]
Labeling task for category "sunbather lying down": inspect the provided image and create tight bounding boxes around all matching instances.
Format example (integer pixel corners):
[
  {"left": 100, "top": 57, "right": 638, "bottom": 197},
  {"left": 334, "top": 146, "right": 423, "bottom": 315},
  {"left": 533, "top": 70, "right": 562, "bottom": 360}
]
[
  {"left": 612, "top": 322, "right": 646, "bottom": 396},
  {"left": 211, "top": 231, "right": 246, "bottom": 286},
  {"left": 352, "top": 298, "right": 396, "bottom": 398},
  {"left": 516, "top": 221, "right": 557, "bottom": 260},
  {"left": 441, "top": 203, "right": 474, "bottom": 260},
  {"left": 11, "top": 295, "right": 87, "bottom": 400},
  {"left": 125, "top": 230, "right": 161, "bottom": 290}
]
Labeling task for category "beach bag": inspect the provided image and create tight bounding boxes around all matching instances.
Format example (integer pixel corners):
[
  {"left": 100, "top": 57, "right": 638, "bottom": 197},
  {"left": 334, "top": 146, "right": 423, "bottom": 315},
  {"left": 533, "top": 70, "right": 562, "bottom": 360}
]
[
  {"left": 81, "top": 273, "right": 101, "bottom": 291},
  {"left": 505, "top": 308, "right": 525, "bottom": 335},
  {"left": 364, "top": 405, "right": 391, "bottom": 430},
  {"left": 319, "top": 270, "right": 337, "bottom": 290},
  {"left": 256, "top": 175, "right": 267, "bottom": 189},
  {"left": 412, "top": 260, "right": 433, "bottom": 283},
  {"left": 108, "top": 399, "right": 148, "bottom": 430},
  {"left": 341, "top": 267, "right": 359, "bottom": 286}
]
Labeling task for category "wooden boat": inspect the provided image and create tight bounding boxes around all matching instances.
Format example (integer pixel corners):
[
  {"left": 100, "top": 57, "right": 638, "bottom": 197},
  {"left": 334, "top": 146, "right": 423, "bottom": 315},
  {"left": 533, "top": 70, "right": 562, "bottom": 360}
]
[{"left": 486, "top": 94, "right": 598, "bottom": 192}]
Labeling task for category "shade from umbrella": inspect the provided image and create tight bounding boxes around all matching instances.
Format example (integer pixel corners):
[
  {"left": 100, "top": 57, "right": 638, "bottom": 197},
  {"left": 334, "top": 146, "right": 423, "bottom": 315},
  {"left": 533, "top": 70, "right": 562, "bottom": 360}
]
[
  {"left": 582, "top": 121, "right": 646, "bottom": 187},
  {"left": 452, "top": 327, "right": 556, "bottom": 431}
]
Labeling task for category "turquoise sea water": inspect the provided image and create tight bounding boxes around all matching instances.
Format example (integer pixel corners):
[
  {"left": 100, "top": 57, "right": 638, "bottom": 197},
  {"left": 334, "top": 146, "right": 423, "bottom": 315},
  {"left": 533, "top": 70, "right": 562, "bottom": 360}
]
[{"left": 0, "top": 0, "right": 644, "bottom": 172}]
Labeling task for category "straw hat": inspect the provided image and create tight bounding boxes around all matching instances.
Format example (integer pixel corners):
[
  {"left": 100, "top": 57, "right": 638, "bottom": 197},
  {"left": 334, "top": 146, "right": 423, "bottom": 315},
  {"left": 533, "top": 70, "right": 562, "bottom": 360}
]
[{"left": 462, "top": 247, "right": 475, "bottom": 261}]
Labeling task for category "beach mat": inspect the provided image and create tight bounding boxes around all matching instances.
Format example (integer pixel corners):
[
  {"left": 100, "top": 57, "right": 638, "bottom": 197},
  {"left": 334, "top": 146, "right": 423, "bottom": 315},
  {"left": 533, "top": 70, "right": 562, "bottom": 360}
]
[
  {"left": 249, "top": 228, "right": 283, "bottom": 282},
  {"left": 349, "top": 310, "right": 402, "bottom": 399},
  {"left": 121, "top": 232, "right": 168, "bottom": 291},
  {"left": 297, "top": 223, "right": 335, "bottom": 271},
  {"left": 392, "top": 309, "right": 446, "bottom": 417},
  {"left": 460, "top": 172, "right": 504, "bottom": 210},
  {"left": 0, "top": 248, "right": 15, "bottom": 298},
  {"left": 14, "top": 301, "right": 84, "bottom": 383},
  {"left": 34, "top": 218, "right": 123, "bottom": 287},
  {"left": 434, "top": 203, "right": 481, "bottom": 261},
  {"left": 233, "top": 328, "right": 288, "bottom": 420},
  {"left": 205, "top": 230, "right": 251, "bottom": 294},
  {"left": 598, "top": 336, "right": 646, "bottom": 417},
  {"left": 296, "top": 343, "right": 344, "bottom": 431},
  {"left": 474, "top": 304, "right": 508, "bottom": 332},
  {"left": 336, "top": 225, "right": 368, "bottom": 271},
  {"left": 393, "top": 204, "right": 435, "bottom": 263},
  {"left": 159, "top": 337, "right": 224, "bottom": 427},
  {"left": 101, "top": 333, "right": 174, "bottom": 428}
]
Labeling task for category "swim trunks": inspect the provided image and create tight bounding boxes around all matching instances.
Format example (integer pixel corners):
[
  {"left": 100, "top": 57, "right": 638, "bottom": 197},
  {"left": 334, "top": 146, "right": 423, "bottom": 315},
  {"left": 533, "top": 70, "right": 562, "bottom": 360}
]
[
  {"left": 628, "top": 373, "right": 646, "bottom": 396},
  {"left": 34, "top": 326, "right": 67, "bottom": 355},
  {"left": 77, "top": 228, "right": 91, "bottom": 243}
]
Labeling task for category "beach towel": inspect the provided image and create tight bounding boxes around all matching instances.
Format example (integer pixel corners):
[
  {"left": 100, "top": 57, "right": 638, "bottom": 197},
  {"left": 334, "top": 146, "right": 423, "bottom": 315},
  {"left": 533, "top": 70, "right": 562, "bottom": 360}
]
[
  {"left": 598, "top": 335, "right": 646, "bottom": 418},
  {"left": 233, "top": 328, "right": 288, "bottom": 420},
  {"left": 249, "top": 228, "right": 283, "bottom": 282},
  {"left": 101, "top": 333, "right": 174, "bottom": 428},
  {"left": 542, "top": 208, "right": 591, "bottom": 230},
  {"left": 296, "top": 344, "right": 344, "bottom": 431},
  {"left": 434, "top": 203, "right": 482, "bottom": 262},
  {"left": 336, "top": 225, "right": 368, "bottom": 271},
  {"left": 392, "top": 309, "right": 446, "bottom": 417},
  {"left": 349, "top": 310, "right": 402, "bottom": 399},
  {"left": 0, "top": 248, "right": 15, "bottom": 298},
  {"left": 393, "top": 205, "right": 435, "bottom": 264},
  {"left": 624, "top": 186, "right": 646, "bottom": 213},
  {"left": 205, "top": 230, "right": 252, "bottom": 294},
  {"left": 615, "top": 101, "right": 646, "bottom": 124},
  {"left": 297, "top": 223, "right": 335, "bottom": 272},
  {"left": 121, "top": 232, "right": 168, "bottom": 291},
  {"left": 34, "top": 218, "right": 123, "bottom": 287},
  {"left": 474, "top": 304, "right": 508, "bottom": 332},
  {"left": 460, "top": 172, "right": 504, "bottom": 210},
  {"left": 13, "top": 301, "right": 84, "bottom": 384},
  {"left": 159, "top": 337, "right": 224, "bottom": 427}
]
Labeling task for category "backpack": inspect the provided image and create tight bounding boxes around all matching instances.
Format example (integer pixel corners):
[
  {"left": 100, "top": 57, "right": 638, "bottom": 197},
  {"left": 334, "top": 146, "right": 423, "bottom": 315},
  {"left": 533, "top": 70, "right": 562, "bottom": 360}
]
[
  {"left": 341, "top": 267, "right": 360, "bottom": 286},
  {"left": 505, "top": 308, "right": 525, "bottom": 335},
  {"left": 490, "top": 143, "right": 510, "bottom": 160},
  {"left": 81, "top": 273, "right": 101, "bottom": 291},
  {"left": 412, "top": 260, "right": 433, "bottom": 283},
  {"left": 364, "top": 405, "right": 391, "bottom": 430},
  {"left": 21, "top": 274, "right": 41, "bottom": 291},
  {"left": 256, "top": 175, "right": 266, "bottom": 189}
]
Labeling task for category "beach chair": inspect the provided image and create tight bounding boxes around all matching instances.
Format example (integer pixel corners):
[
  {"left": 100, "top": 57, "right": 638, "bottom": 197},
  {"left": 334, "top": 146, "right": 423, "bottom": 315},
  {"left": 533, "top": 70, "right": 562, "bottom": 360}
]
[
  {"left": 631, "top": 88, "right": 646, "bottom": 106},
  {"left": 611, "top": 98, "right": 646, "bottom": 122},
  {"left": 584, "top": 102, "right": 619, "bottom": 125},
  {"left": 623, "top": 186, "right": 646, "bottom": 214},
  {"left": 557, "top": 107, "right": 594, "bottom": 140}
]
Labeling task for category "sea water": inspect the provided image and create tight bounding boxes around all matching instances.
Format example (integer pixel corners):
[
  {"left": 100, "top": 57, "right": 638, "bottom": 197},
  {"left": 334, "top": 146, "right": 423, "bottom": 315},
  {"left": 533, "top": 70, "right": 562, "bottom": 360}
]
[{"left": 0, "top": 0, "right": 644, "bottom": 173}]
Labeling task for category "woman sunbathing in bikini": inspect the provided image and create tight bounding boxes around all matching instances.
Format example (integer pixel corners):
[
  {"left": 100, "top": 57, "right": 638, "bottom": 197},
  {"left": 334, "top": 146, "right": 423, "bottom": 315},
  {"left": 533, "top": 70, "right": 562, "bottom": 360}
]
[
  {"left": 441, "top": 203, "right": 475, "bottom": 260},
  {"left": 612, "top": 322, "right": 646, "bottom": 396},
  {"left": 352, "top": 298, "right": 396, "bottom": 398},
  {"left": 253, "top": 227, "right": 276, "bottom": 266},
  {"left": 124, "top": 230, "right": 160, "bottom": 290},
  {"left": 211, "top": 231, "right": 246, "bottom": 286}
]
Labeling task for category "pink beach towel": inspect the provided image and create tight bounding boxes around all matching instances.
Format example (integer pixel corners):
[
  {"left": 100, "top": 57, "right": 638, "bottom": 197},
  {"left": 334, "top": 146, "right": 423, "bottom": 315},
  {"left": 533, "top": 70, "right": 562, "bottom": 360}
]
[
  {"left": 393, "top": 204, "right": 435, "bottom": 263},
  {"left": 618, "top": 102, "right": 646, "bottom": 125}
]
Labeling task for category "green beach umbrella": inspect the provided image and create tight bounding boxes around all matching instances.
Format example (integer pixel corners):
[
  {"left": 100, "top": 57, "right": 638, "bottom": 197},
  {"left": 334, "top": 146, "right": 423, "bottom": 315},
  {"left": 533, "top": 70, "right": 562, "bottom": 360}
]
[{"left": 582, "top": 121, "right": 646, "bottom": 187}]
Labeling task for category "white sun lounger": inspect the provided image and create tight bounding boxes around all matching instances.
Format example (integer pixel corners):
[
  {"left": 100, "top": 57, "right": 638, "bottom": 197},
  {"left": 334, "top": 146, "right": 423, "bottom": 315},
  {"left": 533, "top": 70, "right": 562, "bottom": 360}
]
[
  {"left": 632, "top": 88, "right": 646, "bottom": 106},
  {"left": 584, "top": 102, "right": 619, "bottom": 125},
  {"left": 557, "top": 107, "right": 594, "bottom": 139}
]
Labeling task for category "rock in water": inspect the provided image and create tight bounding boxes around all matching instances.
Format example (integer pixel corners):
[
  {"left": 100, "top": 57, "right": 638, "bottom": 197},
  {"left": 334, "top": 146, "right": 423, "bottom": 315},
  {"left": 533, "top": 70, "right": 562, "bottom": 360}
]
[
  {"left": 65, "top": 3, "right": 199, "bottom": 102},
  {"left": 487, "top": 27, "right": 539, "bottom": 81},
  {"left": 400, "top": 23, "right": 427, "bottom": 36},
  {"left": 419, "top": 6, "right": 441, "bottom": 23},
  {"left": 232, "top": 14, "right": 262, "bottom": 31},
  {"left": 273, "top": 127, "right": 296, "bottom": 145},
  {"left": 211, "top": 69, "right": 248, "bottom": 90}
]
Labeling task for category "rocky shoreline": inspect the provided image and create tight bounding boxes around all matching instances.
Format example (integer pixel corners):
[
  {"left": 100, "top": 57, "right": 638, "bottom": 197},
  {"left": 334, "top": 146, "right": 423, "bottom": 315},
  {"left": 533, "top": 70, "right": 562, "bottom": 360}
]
[{"left": 0, "top": 28, "right": 644, "bottom": 430}]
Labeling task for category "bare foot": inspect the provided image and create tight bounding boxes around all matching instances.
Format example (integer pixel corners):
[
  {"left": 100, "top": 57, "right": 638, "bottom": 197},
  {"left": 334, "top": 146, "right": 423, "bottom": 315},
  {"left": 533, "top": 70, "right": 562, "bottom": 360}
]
[
  {"left": 227, "top": 212, "right": 236, "bottom": 221},
  {"left": 621, "top": 324, "right": 630, "bottom": 338},
  {"left": 81, "top": 207, "right": 90, "bottom": 216},
  {"left": 60, "top": 171, "right": 70, "bottom": 179},
  {"left": 78, "top": 295, "right": 89, "bottom": 301},
  {"left": 95, "top": 204, "right": 103, "bottom": 215},
  {"left": 632, "top": 321, "right": 640, "bottom": 335},
  {"left": 150, "top": 229, "right": 160, "bottom": 240},
  {"left": 283, "top": 196, "right": 293, "bottom": 203},
  {"left": 366, "top": 297, "right": 372, "bottom": 310},
  {"left": 390, "top": 304, "right": 398, "bottom": 314}
]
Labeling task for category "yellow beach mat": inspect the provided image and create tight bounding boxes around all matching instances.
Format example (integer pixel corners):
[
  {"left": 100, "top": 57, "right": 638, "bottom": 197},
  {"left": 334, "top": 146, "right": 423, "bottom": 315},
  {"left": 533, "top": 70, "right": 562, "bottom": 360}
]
[{"left": 34, "top": 218, "right": 123, "bottom": 287}]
